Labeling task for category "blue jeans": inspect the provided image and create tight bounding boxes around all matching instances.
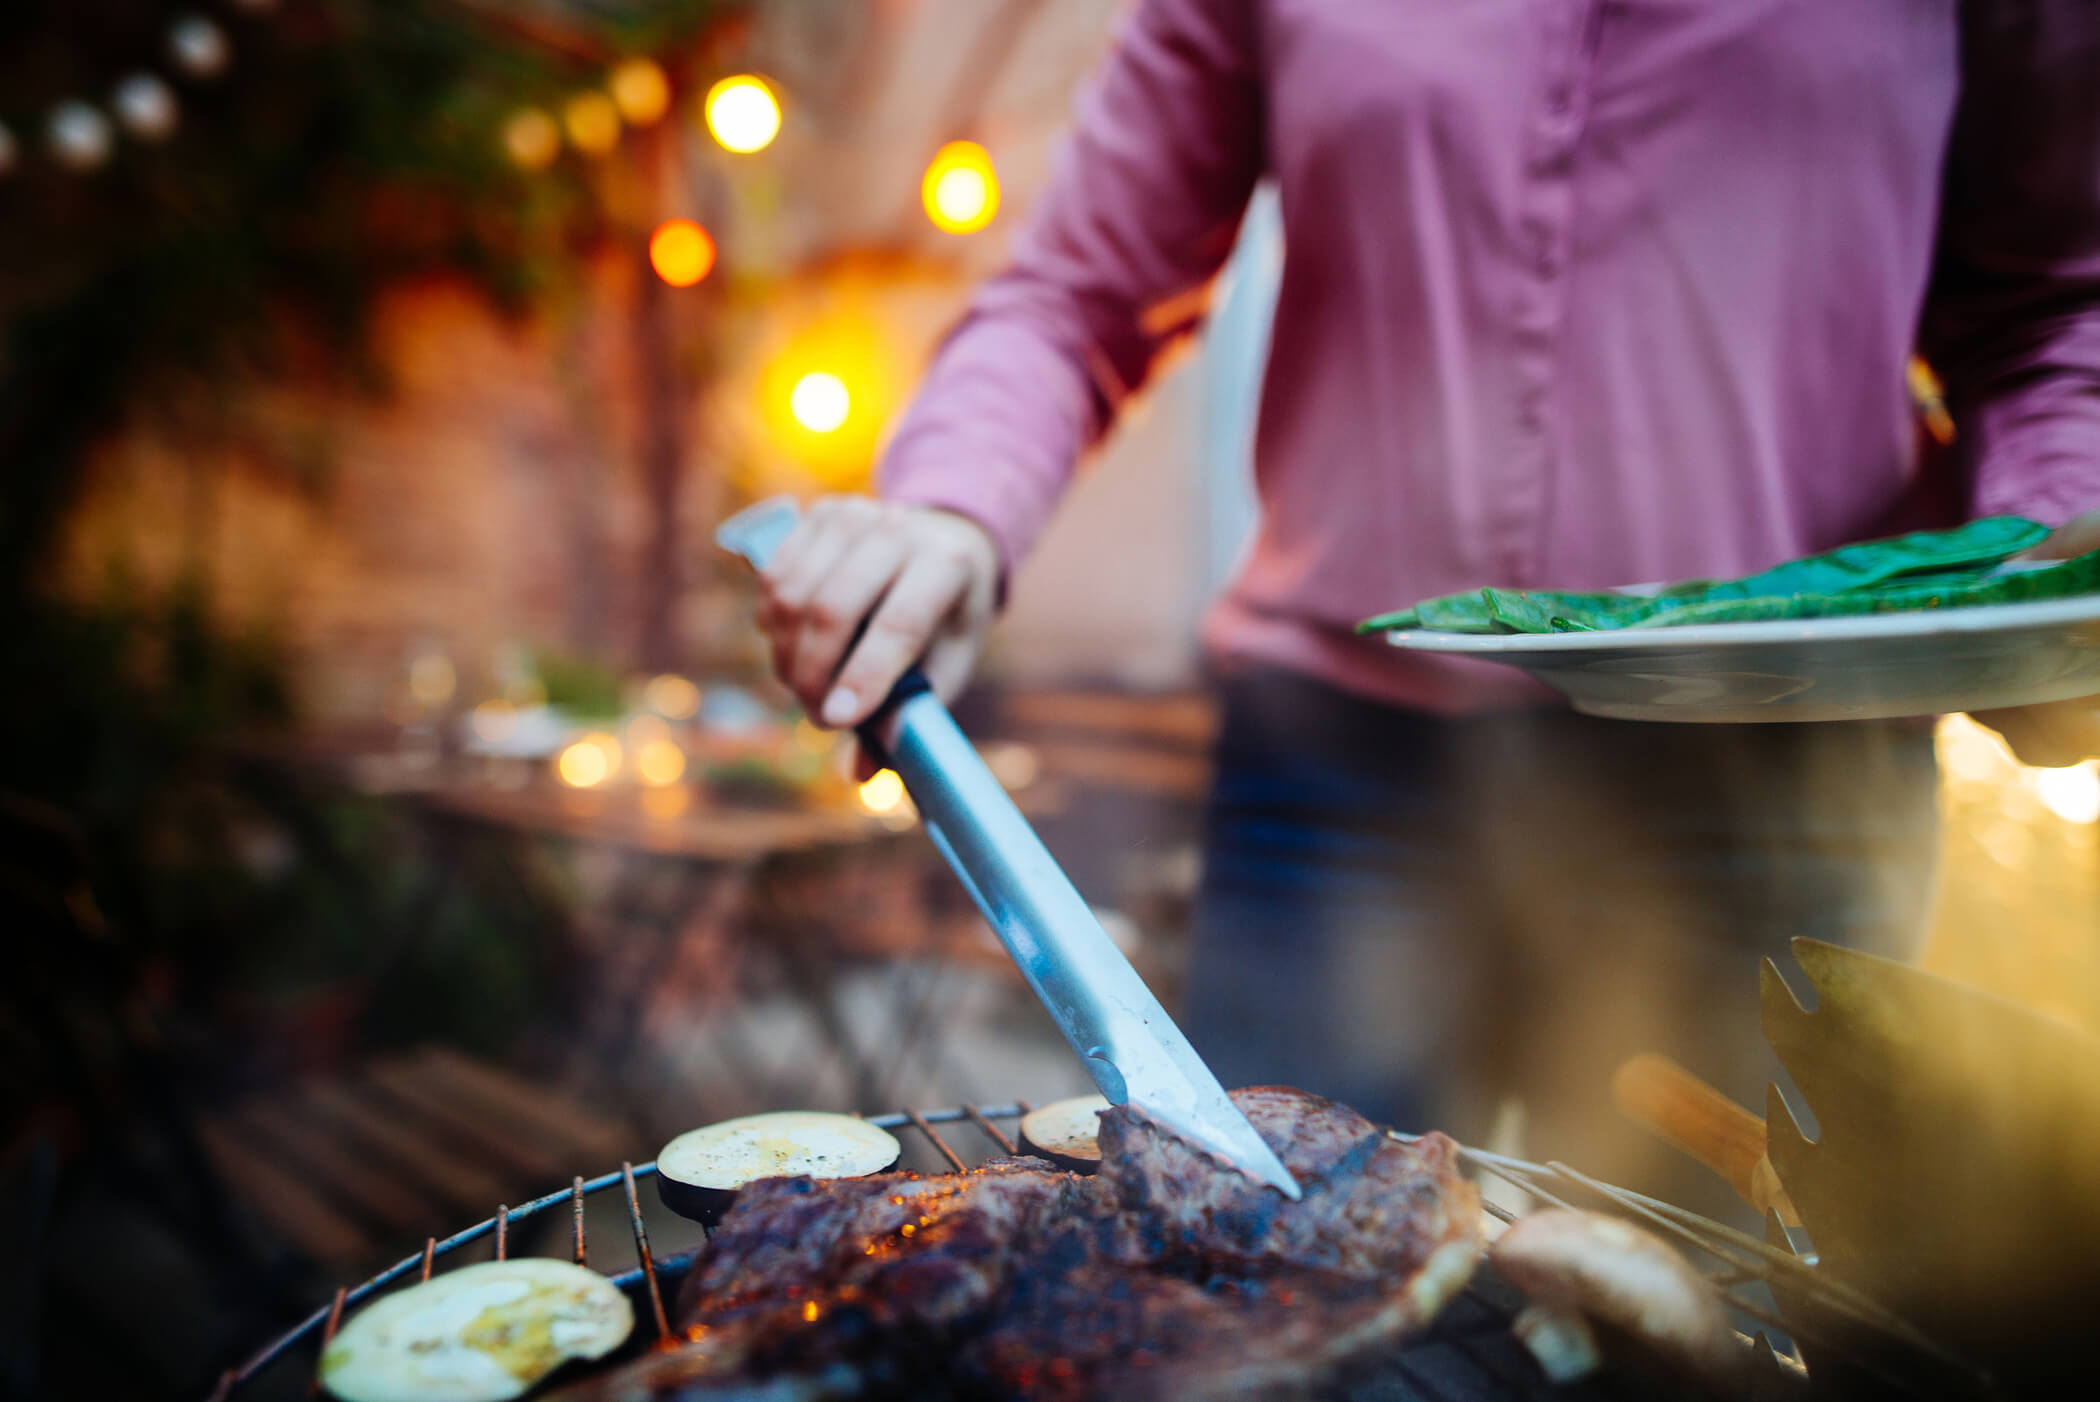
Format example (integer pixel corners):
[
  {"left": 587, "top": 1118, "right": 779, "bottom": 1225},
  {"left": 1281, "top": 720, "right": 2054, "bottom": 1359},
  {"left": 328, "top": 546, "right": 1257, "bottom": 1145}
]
[{"left": 1180, "top": 670, "right": 1940, "bottom": 1207}]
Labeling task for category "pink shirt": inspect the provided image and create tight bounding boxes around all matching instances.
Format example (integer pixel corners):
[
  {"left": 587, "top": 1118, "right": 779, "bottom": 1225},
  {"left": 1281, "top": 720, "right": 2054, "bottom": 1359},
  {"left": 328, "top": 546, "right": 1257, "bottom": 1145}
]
[{"left": 880, "top": 0, "right": 2100, "bottom": 712}]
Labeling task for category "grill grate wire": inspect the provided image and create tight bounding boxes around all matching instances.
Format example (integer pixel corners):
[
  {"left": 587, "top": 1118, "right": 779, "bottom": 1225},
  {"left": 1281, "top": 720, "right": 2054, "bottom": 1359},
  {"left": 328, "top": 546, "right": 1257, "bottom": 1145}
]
[
  {"left": 212, "top": 1102, "right": 1031, "bottom": 1401},
  {"left": 211, "top": 1103, "right": 1970, "bottom": 1402}
]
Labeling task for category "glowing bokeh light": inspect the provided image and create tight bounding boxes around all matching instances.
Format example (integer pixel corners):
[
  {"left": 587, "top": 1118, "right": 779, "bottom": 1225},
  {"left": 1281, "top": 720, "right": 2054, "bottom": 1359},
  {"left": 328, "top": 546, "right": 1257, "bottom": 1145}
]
[
  {"left": 2036, "top": 763, "right": 2100, "bottom": 825},
  {"left": 636, "top": 738, "right": 688, "bottom": 787},
  {"left": 609, "top": 58, "right": 670, "bottom": 126},
  {"left": 408, "top": 653, "right": 457, "bottom": 708},
  {"left": 790, "top": 372, "right": 850, "bottom": 434},
  {"left": 751, "top": 303, "right": 902, "bottom": 491},
  {"left": 557, "top": 732, "right": 621, "bottom": 788},
  {"left": 469, "top": 699, "right": 517, "bottom": 744},
  {"left": 933, "top": 167, "right": 989, "bottom": 226},
  {"left": 564, "top": 92, "right": 621, "bottom": 156},
  {"left": 649, "top": 219, "right": 716, "bottom": 287},
  {"left": 704, "top": 75, "right": 780, "bottom": 154},
  {"left": 502, "top": 107, "right": 560, "bottom": 170},
  {"left": 986, "top": 741, "right": 1040, "bottom": 792},
  {"left": 857, "top": 769, "right": 905, "bottom": 814},
  {"left": 921, "top": 141, "right": 999, "bottom": 234},
  {"left": 644, "top": 673, "right": 702, "bottom": 719}
]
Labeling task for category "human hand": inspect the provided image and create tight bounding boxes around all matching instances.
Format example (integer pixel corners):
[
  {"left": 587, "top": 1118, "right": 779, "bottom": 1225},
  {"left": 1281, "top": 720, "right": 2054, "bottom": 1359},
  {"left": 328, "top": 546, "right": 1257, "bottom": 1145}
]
[
  {"left": 1966, "top": 507, "right": 2100, "bottom": 768},
  {"left": 755, "top": 496, "right": 1000, "bottom": 761}
]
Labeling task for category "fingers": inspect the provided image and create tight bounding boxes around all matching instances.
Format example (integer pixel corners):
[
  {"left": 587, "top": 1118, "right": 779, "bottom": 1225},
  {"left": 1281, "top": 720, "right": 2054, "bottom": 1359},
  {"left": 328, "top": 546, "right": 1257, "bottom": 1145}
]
[
  {"left": 760, "top": 498, "right": 877, "bottom": 622},
  {"left": 763, "top": 495, "right": 875, "bottom": 587},
  {"left": 822, "top": 548, "right": 975, "bottom": 727},
  {"left": 757, "top": 496, "right": 883, "bottom": 700},
  {"left": 749, "top": 497, "right": 999, "bottom": 734},
  {"left": 783, "top": 529, "right": 912, "bottom": 708}
]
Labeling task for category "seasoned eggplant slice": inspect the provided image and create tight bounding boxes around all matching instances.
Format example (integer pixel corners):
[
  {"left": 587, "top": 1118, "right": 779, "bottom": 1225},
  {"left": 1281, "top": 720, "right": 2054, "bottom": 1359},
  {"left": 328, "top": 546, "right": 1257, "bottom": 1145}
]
[
  {"left": 655, "top": 1111, "right": 900, "bottom": 1226},
  {"left": 1017, "top": 1094, "right": 1111, "bottom": 1173},
  {"left": 320, "top": 1258, "right": 632, "bottom": 1402}
]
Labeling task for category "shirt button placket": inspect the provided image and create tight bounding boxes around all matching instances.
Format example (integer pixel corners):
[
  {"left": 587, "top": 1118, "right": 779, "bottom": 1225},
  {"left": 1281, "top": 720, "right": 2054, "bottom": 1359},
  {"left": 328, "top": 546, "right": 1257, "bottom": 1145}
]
[{"left": 1501, "top": 1, "right": 1595, "bottom": 584}]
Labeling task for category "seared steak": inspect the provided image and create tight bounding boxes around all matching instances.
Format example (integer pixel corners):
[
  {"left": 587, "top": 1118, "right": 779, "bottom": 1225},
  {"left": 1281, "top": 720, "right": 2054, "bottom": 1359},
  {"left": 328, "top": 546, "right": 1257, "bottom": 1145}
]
[{"left": 558, "top": 1088, "right": 1482, "bottom": 1401}]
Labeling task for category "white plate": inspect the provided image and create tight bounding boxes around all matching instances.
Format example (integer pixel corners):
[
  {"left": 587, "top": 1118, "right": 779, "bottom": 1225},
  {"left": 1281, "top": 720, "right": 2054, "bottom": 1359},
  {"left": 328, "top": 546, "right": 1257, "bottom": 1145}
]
[{"left": 1383, "top": 594, "right": 2100, "bottom": 722}]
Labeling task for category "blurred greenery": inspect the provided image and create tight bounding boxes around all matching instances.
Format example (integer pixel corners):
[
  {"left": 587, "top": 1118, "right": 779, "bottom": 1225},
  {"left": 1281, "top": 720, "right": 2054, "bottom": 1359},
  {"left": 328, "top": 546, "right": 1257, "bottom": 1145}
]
[
  {"left": 534, "top": 647, "right": 627, "bottom": 720},
  {"left": 0, "top": 580, "right": 578, "bottom": 1115},
  {"left": 0, "top": 0, "right": 732, "bottom": 1117}
]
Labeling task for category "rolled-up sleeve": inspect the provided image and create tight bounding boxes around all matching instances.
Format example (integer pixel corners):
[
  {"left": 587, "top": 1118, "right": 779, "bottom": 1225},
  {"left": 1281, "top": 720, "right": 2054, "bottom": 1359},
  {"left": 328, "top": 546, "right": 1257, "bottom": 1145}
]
[
  {"left": 878, "top": 0, "right": 1265, "bottom": 574},
  {"left": 1920, "top": 3, "right": 2100, "bottom": 528}
]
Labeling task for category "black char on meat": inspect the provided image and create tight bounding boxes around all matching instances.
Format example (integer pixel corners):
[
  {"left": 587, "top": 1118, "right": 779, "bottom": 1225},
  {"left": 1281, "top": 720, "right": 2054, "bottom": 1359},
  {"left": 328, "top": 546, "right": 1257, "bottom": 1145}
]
[{"left": 559, "top": 1087, "right": 1483, "bottom": 1401}]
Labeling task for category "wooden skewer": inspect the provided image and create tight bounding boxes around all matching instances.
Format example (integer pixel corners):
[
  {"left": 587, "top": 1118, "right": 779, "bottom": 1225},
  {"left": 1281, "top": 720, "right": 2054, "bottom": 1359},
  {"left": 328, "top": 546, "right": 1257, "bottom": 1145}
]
[{"left": 1611, "top": 1053, "right": 1803, "bottom": 1228}]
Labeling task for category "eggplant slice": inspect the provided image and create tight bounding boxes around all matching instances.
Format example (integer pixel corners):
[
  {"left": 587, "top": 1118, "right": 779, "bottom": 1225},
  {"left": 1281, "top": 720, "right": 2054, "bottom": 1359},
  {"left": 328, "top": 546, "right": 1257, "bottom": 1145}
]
[
  {"left": 1017, "top": 1094, "right": 1111, "bottom": 1173},
  {"left": 320, "top": 1258, "right": 633, "bottom": 1402},
  {"left": 656, "top": 1111, "right": 901, "bottom": 1226}
]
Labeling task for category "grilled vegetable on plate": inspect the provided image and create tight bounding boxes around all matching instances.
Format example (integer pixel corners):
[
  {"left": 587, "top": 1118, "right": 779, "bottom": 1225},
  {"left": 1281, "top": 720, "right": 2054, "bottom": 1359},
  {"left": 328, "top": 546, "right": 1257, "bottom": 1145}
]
[{"left": 1361, "top": 519, "right": 2100, "bottom": 722}]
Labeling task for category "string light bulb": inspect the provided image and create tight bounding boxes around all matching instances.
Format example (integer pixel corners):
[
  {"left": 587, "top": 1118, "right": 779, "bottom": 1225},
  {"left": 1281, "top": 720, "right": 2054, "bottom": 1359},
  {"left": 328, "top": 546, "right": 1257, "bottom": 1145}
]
[
  {"left": 921, "top": 141, "right": 999, "bottom": 234},
  {"left": 649, "top": 219, "right": 716, "bottom": 287},
  {"left": 168, "top": 15, "right": 231, "bottom": 80},
  {"left": 704, "top": 75, "right": 781, "bottom": 154},
  {"left": 46, "top": 102, "right": 113, "bottom": 171},
  {"left": 112, "top": 74, "right": 179, "bottom": 143},
  {"left": 610, "top": 58, "right": 671, "bottom": 126},
  {"left": 790, "top": 372, "right": 851, "bottom": 434}
]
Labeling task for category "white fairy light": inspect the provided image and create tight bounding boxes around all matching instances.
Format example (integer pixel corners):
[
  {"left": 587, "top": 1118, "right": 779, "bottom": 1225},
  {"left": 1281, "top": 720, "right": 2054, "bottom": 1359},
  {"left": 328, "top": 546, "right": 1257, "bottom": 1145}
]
[
  {"left": 47, "top": 101, "right": 114, "bottom": 171},
  {"left": 169, "top": 15, "right": 231, "bottom": 80},
  {"left": 113, "top": 74, "right": 180, "bottom": 143}
]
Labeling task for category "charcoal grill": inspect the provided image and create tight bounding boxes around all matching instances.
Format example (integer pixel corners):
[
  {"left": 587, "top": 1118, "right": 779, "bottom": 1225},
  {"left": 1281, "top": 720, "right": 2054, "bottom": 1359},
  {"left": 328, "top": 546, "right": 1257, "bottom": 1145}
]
[{"left": 209, "top": 1102, "right": 1978, "bottom": 1402}]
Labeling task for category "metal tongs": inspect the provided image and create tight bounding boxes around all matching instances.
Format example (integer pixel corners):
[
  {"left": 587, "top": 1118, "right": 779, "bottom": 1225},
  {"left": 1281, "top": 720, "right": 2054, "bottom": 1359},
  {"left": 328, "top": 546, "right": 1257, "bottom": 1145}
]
[{"left": 719, "top": 496, "right": 1301, "bottom": 1199}]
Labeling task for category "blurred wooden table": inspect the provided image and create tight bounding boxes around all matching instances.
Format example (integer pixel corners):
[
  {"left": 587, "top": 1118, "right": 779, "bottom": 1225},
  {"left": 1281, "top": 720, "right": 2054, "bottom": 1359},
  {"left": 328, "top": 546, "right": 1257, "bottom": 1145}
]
[{"left": 388, "top": 780, "right": 969, "bottom": 1118}]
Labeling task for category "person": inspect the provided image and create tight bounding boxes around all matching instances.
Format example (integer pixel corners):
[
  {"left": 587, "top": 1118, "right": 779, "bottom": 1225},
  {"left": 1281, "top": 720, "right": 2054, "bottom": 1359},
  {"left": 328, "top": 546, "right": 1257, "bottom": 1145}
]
[{"left": 753, "top": 1, "right": 2100, "bottom": 1197}]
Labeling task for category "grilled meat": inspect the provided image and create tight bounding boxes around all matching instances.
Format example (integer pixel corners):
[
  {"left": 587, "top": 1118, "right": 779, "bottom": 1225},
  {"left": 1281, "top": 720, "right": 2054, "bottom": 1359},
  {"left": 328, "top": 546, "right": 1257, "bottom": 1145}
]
[
  {"left": 962, "top": 1089, "right": 1481, "bottom": 1400},
  {"left": 559, "top": 1088, "right": 1482, "bottom": 1401}
]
